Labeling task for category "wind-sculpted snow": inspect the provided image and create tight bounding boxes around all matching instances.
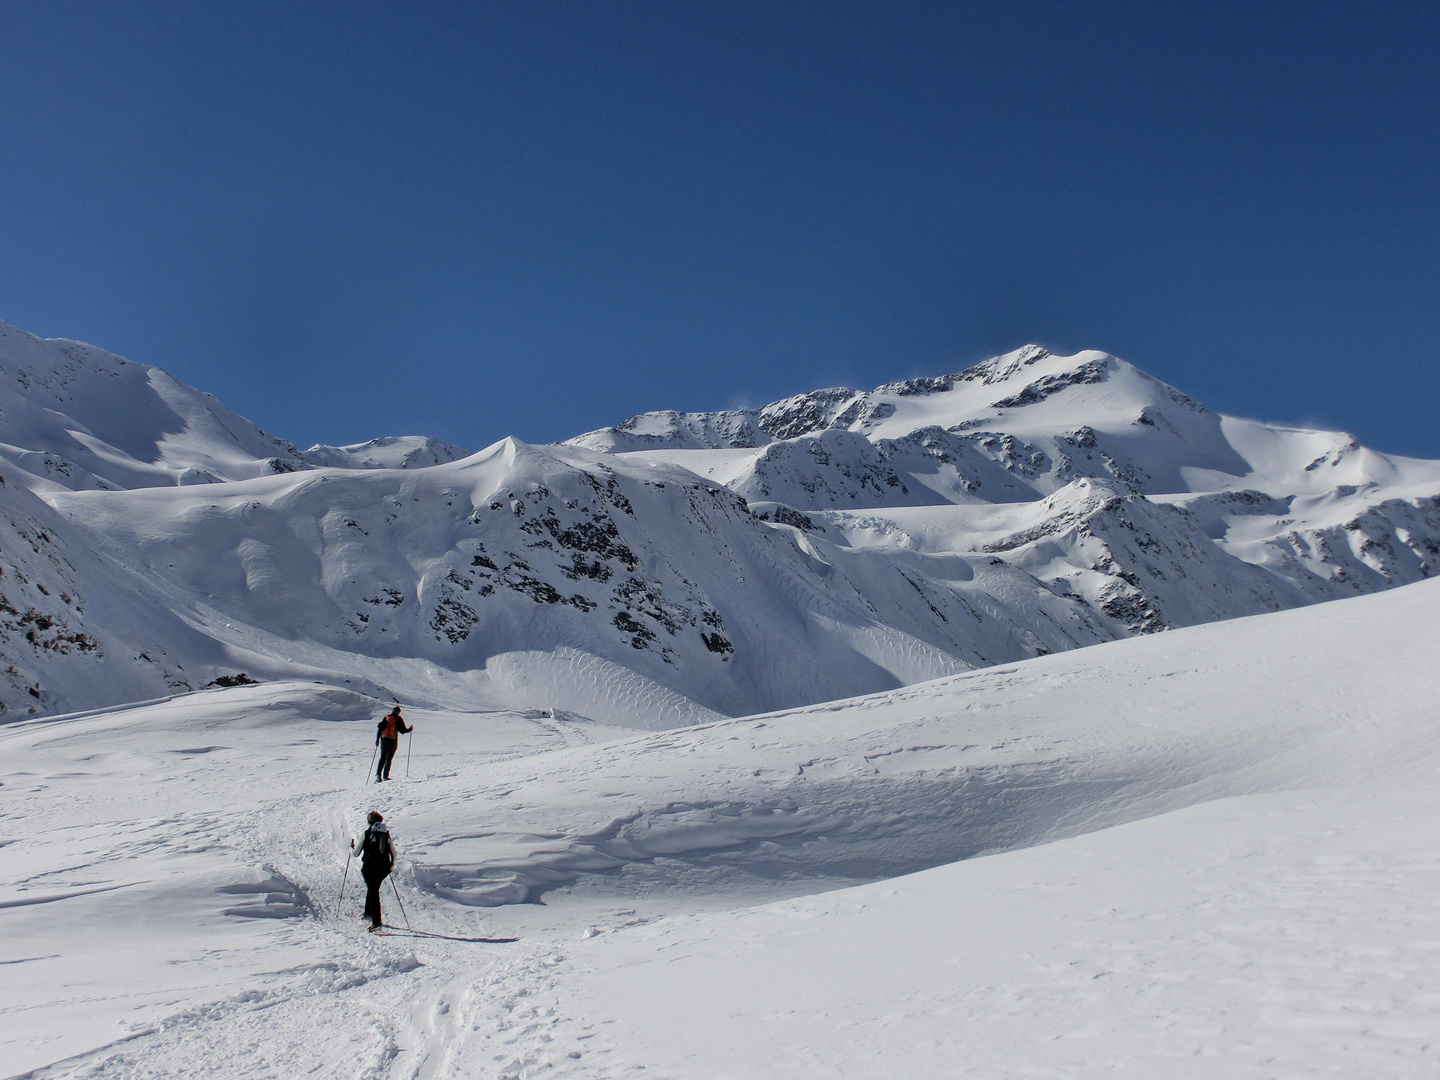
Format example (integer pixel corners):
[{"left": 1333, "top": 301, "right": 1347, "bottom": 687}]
[
  {"left": 38, "top": 439, "right": 1018, "bottom": 722},
  {"left": 389, "top": 578, "right": 1440, "bottom": 907}
]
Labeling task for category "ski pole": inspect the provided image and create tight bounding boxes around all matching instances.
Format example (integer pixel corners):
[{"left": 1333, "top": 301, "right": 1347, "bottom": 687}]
[
  {"left": 389, "top": 875, "right": 411, "bottom": 930},
  {"left": 406, "top": 730, "right": 412, "bottom": 778},
  {"left": 337, "top": 848, "right": 353, "bottom": 917},
  {"left": 366, "top": 742, "right": 378, "bottom": 785}
]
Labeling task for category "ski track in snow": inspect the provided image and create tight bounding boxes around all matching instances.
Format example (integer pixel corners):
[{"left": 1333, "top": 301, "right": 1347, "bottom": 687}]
[{"left": 5, "top": 579, "right": 1440, "bottom": 1078}]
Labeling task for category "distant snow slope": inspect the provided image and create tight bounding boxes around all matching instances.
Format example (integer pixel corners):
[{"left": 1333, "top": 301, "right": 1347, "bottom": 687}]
[
  {"left": 0, "top": 320, "right": 305, "bottom": 490},
  {"left": 2, "top": 320, "right": 1438, "bottom": 723},
  {"left": 0, "top": 320, "right": 472, "bottom": 494},
  {"left": 4, "top": 577, "right": 1438, "bottom": 1077},
  {"left": 297, "top": 435, "right": 470, "bottom": 471},
  {"left": 40, "top": 438, "right": 993, "bottom": 725}
]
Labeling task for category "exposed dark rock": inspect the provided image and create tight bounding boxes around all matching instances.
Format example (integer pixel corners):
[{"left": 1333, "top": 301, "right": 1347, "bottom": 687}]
[
  {"left": 758, "top": 388, "right": 858, "bottom": 441},
  {"left": 964, "top": 432, "right": 1049, "bottom": 477},
  {"left": 701, "top": 631, "right": 734, "bottom": 657},
  {"left": 752, "top": 504, "right": 819, "bottom": 531},
  {"left": 613, "top": 611, "right": 657, "bottom": 650},
  {"left": 363, "top": 588, "right": 405, "bottom": 607},
  {"left": 990, "top": 358, "right": 1110, "bottom": 410},
  {"left": 830, "top": 399, "right": 896, "bottom": 429},
  {"left": 1098, "top": 588, "right": 1167, "bottom": 633},
  {"left": 430, "top": 589, "right": 479, "bottom": 643}
]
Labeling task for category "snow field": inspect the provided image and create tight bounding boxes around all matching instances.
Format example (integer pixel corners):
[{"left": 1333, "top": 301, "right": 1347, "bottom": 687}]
[
  {"left": 4, "top": 578, "right": 1440, "bottom": 1077},
  {"left": 391, "top": 574, "right": 1440, "bottom": 909},
  {"left": 559, "top": 783, "right": 1440, "bottom": 1078},
  {"left": 0, "top": 685, "right": 630, "bottom": 1076}
]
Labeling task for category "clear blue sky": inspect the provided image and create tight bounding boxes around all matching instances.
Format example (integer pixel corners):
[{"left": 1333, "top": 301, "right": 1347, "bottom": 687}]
[{"left": 2, "top": 2, "right": 1437, "bottom": 456}]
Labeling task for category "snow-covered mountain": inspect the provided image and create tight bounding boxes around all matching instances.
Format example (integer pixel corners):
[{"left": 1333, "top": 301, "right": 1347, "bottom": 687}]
[
  {"left": 2, "top": 320, "right": 1438, "bottom": 722},
  {"left": 296, "top": 435, "right": 469, "bottom": 471},
  {"left": 569, "top": 344, "right": 1440, "bottom": 620},
  {"left": 0, "top": 320, "right": 468, "bottom": 492}
]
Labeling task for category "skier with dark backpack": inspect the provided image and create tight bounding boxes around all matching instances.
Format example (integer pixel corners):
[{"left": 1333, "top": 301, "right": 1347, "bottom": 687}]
[{"left": 350, "top": 810, "right": 395, "bottom": 931}]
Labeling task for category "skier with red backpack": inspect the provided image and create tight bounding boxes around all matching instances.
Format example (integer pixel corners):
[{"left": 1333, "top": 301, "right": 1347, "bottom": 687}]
[{"left": 374, "top": 705, "right": 413, "bottom": 783}]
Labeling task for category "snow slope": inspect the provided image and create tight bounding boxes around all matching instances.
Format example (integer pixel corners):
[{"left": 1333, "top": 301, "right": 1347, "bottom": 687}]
[
  {"left": 0, "top": 320, "right": 309, "bottom": 490},
  {"left": 4, "top": 576, "right": 1439, "bottom": 1078},
  {"left": 0, "top": 319, "right": 469, "bottom": 492},
  {"left": 558, "top": 784, "right": 1440, "bottom": 1079},
  {"left": 36, "top": 438, "right": 1005, "bottom": 725}
]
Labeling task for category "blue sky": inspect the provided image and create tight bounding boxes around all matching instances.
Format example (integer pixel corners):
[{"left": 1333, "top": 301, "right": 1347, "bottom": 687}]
[{"left": 2, "top": 2, "right": 1437, "bottom": 456}]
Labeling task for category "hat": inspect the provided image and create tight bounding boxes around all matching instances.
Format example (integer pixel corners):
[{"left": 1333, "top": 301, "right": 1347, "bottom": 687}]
[{"left": 367, "top": 811, "right": 383, "bottom": 824}]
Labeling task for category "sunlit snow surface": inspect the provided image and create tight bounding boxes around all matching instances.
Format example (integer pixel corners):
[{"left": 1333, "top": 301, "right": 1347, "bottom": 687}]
[{"left": 5, "top": 579, "right": 1439, "bottom": 1078}]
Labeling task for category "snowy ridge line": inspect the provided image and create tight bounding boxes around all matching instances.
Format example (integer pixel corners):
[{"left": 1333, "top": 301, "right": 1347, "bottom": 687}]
[
  {"left": 1, "top": 690, "right": 190, "bottom": 730},
  {"left": 0, "top": 318, "right": 472, "bottom": 493}
]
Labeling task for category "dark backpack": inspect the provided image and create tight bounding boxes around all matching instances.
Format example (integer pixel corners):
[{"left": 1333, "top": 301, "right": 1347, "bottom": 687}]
[{"left": 362, "top": 826, "right": 394, "bottom": 870}]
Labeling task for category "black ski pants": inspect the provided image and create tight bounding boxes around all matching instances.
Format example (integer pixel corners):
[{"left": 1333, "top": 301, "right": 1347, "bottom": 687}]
[
  {"left": 376, "top": 737, "right": 398, "bottom": 780},
  {"left": 362, "top": 864, "right": 389, "bottom": 928}
]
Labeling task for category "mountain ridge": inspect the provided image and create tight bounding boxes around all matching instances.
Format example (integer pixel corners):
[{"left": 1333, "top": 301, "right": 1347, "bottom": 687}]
[
  {"left": 0, "top": 319, "right": 470, "bottom": 492},
  {"left": 1, "top": 320, "right": 1436, "bottom": 722}
]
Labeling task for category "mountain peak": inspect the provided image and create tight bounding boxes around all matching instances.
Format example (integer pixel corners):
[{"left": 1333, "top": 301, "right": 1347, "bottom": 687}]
[{"left": 871, "top": 344, "right": 1056, "bottom": 397}]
